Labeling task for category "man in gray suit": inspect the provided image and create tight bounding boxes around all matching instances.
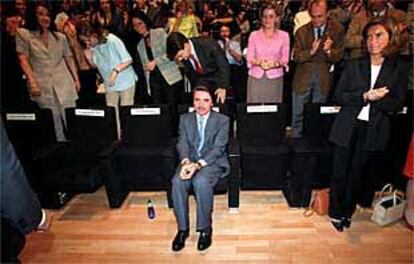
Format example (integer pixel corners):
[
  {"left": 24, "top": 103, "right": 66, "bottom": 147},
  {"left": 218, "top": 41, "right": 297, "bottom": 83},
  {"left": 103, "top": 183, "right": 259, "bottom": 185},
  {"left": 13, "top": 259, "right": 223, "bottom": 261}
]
[{"left": 171, "top": 86, "right": 230, "bottom": 252}]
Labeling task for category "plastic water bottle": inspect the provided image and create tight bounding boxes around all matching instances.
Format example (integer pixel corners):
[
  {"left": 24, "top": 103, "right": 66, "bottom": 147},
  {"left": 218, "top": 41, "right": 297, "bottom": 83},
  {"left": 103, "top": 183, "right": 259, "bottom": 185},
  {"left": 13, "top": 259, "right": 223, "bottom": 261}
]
[{"left": 147, "top": 199, "right": 156, "bottom": 219}]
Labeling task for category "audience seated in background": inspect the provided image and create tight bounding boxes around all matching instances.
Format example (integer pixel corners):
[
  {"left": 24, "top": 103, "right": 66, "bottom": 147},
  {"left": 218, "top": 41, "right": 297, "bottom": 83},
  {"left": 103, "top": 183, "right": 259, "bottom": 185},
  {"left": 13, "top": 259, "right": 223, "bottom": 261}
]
[
  {"left": 345, "top": 0, "right": 407, "bottom": 59},
  {"left": 168, "top": 0, "right": 200, "bottom": 38},
  {"left": 293, "top": 0, "right": 312, "bottom": 34},
  {"left": 217, "top": 24, "right": 246, "bottom": 103}
]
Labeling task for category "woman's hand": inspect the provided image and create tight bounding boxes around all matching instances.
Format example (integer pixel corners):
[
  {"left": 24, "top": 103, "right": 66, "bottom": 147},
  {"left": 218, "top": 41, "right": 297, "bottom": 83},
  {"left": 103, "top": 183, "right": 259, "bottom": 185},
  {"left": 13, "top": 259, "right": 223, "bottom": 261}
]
[
  {"left": 145, "top": 60, "right": 156, "bottom": 72},
  {"left": 75, "top": 79, "right": 81, "bottom": 92},
  {"left": 29, "top": 80, "right": 41, "bottom": 97},
  {"left": 363, "top": 86, "right": 389, "bottom": 102},
  {"left": 109, "top": 70, "right": 117, "bottom": 87}
]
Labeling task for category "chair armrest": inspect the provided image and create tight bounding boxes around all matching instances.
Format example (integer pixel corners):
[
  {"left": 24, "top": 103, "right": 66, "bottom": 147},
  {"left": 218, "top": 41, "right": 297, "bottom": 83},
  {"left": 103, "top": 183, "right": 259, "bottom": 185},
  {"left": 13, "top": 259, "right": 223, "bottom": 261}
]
[{"left": 227, "top": 138, "right": 240, "bottom": 208}]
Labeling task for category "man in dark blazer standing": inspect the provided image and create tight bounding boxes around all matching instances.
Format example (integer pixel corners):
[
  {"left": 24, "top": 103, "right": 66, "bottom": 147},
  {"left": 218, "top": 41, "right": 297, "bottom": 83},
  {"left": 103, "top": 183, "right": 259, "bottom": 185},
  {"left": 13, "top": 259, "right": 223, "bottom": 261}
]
[
  {"left": 171, "top": 86, "right": 230, "bottom": 252},
  {"left": 1, "top": 119, "right": 51, "bottom": 262},
  {"left": 167, "top": 32, "right": 230, "bottom": 104},
  {"left": 291, "top": 0, "right": 345, "bottom": 137}
]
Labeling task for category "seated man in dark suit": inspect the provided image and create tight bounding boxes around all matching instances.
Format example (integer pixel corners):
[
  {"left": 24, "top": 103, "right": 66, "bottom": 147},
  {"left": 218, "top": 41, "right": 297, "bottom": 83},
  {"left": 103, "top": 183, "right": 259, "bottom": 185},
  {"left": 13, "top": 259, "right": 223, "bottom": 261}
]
[
  {"left": 1, "top": 119, "right": 52, "bottom": 263},
  {"left": 171, "top": 86, "right": 230, "bottom": 252},
  {"left": 166, "top": 32, "right": 231, "bottom": 104}
]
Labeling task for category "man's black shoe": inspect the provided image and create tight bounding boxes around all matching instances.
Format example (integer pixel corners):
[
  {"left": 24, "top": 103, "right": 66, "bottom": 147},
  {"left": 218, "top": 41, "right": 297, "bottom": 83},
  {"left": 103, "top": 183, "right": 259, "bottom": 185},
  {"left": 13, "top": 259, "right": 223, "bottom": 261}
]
[
  {"left": 172, "top": 230, "right": 189, "bottom": 252},
  {"left": 342, "top": 218, "right": 351, "bottom": 229},
  {"left": 197, "top": 229, "right": 212, "bottom": 251},
  {"left": 331, "top": 220, "right": 344, "bottom": 232}
]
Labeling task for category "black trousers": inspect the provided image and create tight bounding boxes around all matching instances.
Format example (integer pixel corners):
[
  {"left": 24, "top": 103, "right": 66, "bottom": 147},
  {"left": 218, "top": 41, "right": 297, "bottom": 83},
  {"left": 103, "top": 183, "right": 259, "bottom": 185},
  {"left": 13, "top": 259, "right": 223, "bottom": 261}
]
[
  {"left": 150, "top": 68, "right": 183, "bottom": 106},
  {"left": 329, "top": 121, "right": 373, "bottom": 220}
]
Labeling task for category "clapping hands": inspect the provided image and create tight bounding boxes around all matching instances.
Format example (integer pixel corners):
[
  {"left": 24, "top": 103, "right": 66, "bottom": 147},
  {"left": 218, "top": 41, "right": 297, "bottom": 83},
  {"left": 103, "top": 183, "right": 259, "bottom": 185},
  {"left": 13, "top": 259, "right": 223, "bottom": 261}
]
[{"left": 363, "top": 86, "right": 389, "bottom": 102}]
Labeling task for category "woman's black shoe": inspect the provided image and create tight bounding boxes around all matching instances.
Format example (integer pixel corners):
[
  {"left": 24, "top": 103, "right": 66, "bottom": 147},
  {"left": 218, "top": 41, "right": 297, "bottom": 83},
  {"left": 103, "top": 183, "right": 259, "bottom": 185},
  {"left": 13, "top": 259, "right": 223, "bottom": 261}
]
[
  {"left": 331, "top": 220, "right": 344, "bottom": 232},
  {"left": 342, "top": 218, "right": 351, "bottom": 229}
]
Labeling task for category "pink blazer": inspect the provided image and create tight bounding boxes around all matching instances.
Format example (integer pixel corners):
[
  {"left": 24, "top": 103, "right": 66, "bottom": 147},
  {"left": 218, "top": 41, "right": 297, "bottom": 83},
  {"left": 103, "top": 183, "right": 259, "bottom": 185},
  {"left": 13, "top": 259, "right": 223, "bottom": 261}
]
[{"left": 246, "top": 29, "right": 290, "bottom": 79}]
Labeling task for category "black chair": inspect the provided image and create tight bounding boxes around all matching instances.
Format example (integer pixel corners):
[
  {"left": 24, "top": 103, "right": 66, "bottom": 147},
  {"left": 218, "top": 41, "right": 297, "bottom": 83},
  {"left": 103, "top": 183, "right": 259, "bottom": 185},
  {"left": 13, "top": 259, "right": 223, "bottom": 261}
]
[
  {"left": 37, "top": 107, "right": 118, "bottom": 208},
  {"left": 105, "top": 105, "right": 177, "bottom": 208},
  {"left": 384, "top": 106, "right": 413, "bottom": 190},
  {"left": 237, "top": 103, "right": 290, "bottom": 190},
  {"left": 285, "top": 103, "right": 339, "bottom": 208},
  {"left": 165, "top": 105, "right": 240, "bottom": 209},
  {"left": 2, "top": 109, "right": 72, "bottom": 208}
]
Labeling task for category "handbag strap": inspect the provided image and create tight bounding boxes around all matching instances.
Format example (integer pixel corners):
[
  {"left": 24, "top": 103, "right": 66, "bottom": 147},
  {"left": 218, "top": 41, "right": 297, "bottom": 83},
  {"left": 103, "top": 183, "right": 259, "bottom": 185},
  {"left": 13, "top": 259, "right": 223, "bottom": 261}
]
[
  {"left": 303, "top": 191, "right": 316, "bottom": 217},
  {"left": 379, "top": 183, "right": 394, "bottom": 199},
  {"left": 303, "top": 207, "right": 315, "bottom": 217},
  {"left": 393, "top": 190, "right": 406, "bottom": 205}
]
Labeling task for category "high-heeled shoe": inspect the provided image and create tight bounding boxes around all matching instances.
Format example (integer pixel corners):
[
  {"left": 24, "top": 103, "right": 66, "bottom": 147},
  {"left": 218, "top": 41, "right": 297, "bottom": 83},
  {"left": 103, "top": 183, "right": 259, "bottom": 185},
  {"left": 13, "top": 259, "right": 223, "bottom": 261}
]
[
  {"left": 331, "top": 219, "right": 344, "bottom": 232},
  {"left": 342, "top": 218, "right": 351, "bottom": 229}
]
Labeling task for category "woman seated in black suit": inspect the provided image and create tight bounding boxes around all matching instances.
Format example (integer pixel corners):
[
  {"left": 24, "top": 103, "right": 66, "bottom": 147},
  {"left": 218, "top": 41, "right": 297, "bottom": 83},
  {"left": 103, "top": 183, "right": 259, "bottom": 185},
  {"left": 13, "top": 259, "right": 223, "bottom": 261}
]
[{"left": 328, "top": 17, "right": 409, "bottom": 232}]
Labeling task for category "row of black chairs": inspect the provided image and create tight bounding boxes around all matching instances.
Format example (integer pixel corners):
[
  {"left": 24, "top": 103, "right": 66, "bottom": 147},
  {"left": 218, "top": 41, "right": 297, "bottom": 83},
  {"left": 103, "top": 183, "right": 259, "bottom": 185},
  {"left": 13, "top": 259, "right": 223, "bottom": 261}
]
[{"left": 3, "top": 103, "right": 411, "bottom": 210}]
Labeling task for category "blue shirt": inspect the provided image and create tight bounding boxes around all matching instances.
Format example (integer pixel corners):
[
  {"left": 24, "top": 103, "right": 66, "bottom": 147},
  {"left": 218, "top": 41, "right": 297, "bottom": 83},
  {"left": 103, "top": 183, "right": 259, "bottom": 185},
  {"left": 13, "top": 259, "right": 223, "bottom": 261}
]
[{"left": 92, "top": 33, "right": 137, "bottom": 92}]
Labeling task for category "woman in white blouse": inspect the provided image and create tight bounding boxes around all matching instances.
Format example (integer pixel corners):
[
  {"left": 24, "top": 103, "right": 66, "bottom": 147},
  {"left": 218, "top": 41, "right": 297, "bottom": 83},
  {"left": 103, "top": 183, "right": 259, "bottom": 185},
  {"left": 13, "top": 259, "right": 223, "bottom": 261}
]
[{"left": 328, "top": 18, "right": 409, "bottom": 232}]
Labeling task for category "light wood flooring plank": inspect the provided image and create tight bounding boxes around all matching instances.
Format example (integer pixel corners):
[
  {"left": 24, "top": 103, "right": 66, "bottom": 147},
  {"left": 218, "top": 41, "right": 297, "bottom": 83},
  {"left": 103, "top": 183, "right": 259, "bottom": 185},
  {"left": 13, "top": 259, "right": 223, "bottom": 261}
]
[{"left": 20, "top": 189, "right": 413, "bottom": 263}]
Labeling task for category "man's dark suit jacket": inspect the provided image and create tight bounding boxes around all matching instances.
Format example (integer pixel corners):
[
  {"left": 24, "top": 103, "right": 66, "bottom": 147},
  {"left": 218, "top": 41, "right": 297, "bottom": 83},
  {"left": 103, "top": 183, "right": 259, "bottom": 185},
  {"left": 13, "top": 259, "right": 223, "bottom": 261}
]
[
  {"left": 0, "top": 120, "right": 42, "bottom": 235},
  {"left": 184, "top": 37, "right": 231, "bottom": 92},
  {"left": 176, "top": 111, "right": 230, "bottom": 178},
  {"left": 329, "top": 56, "right": 409, "bottom": 151}
]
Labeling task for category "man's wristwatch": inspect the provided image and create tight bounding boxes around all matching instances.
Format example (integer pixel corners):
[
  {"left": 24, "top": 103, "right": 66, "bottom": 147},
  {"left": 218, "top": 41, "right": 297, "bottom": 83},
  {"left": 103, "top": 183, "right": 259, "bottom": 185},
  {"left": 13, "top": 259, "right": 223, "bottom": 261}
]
[
  {"left": 113, "top": 68, "right": 120, "bottom": 74},
  {"left": 195, "top": 161, "right": 202, "bottom": 170}
]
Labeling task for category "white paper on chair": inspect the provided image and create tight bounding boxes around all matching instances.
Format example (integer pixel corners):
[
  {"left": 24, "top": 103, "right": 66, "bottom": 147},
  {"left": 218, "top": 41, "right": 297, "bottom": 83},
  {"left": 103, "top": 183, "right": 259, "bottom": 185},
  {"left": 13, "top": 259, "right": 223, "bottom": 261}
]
[
  {"left": 247, "top": 105, "right": 278, "bottom": 113},
  {"left": 75, "top": 109, "right": 105, "bottom": 117},
  {"left": 6, "top": 113, "right": 36, "bottom": 121},
  {"left": 320, "top": 106, "right": 341, "bottom": 114},
  {"left": 397, "top": 107, "right": 408, "bottom": 115},
  {"left": 131, "top": 108, "right": 161, "bottom": 115}
]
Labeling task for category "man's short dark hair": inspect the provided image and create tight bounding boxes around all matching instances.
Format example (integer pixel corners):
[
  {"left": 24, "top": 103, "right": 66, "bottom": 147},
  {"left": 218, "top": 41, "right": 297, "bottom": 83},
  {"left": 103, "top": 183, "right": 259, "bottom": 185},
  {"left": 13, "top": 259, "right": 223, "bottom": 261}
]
[
  {"left": 166, "top": 32, "right": 189, "bottom": 61},
  {"left": 192, "top": 85, "right": 214, "bottom": 101}
]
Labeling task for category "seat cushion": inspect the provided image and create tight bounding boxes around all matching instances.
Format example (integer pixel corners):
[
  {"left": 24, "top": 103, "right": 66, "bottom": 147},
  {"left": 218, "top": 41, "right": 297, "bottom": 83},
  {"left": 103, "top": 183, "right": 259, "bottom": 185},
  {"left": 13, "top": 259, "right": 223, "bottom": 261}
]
[
  {"left": 241, "top": 144, "right": 290, "bottom": 156},
  {"left": 116, "top": 144, "right": 176, "bottom": 158},
  {"left": 40, "top": 145, "right": 103, "bottom": 193},
  {"left": 290, "top": 138, "right": 332, "bottom": 154}
]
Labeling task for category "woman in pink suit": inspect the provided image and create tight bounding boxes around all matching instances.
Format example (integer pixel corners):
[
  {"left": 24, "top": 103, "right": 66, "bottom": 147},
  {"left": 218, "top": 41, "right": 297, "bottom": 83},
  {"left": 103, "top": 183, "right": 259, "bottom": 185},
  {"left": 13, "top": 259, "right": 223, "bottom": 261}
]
[{"left": 246, "top": 3, "right": 290, "bottom": 103}]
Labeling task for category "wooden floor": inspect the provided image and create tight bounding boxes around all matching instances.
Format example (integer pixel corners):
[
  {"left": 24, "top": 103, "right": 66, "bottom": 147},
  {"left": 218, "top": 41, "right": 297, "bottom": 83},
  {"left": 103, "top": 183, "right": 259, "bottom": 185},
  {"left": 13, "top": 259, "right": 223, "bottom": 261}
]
[{"left": 21, "top": 189, "right": 413, "bottom": 263}]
